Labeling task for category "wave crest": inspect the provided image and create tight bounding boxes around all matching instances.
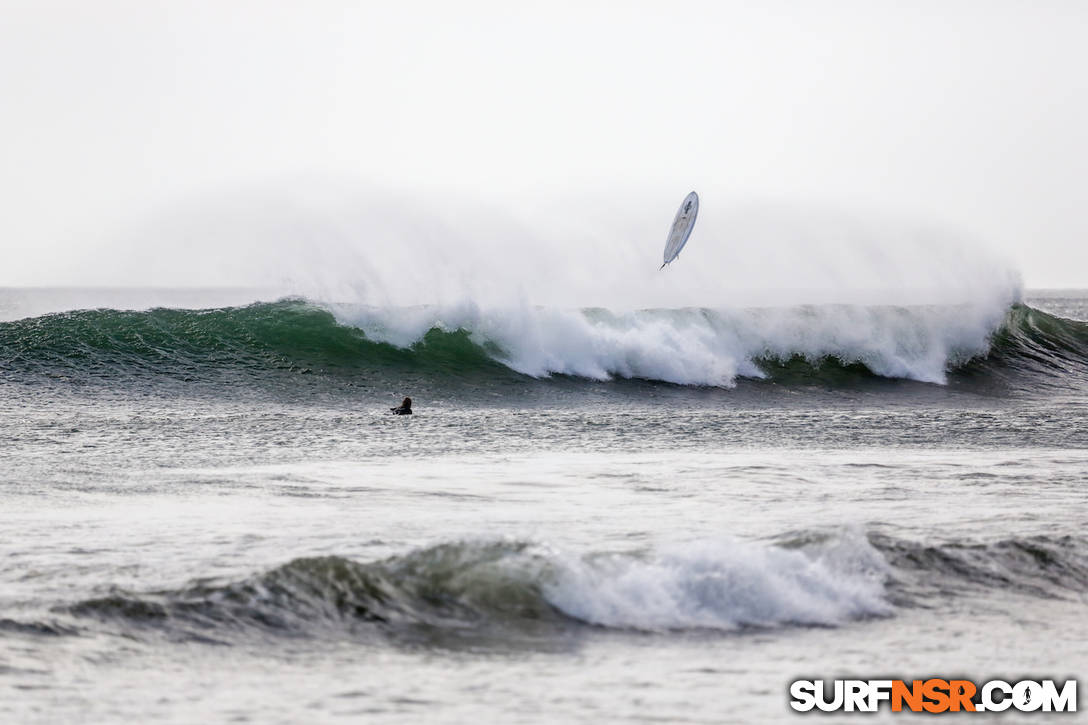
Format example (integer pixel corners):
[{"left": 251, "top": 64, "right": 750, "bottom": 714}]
[
  {"left": 56, "top": 531, "right": 1088, "bottom": 644},
  {"left": 67, "top": 535, "right": 891, "bottom": 639},
  {"left": 2, "top": 298, "right": 1085, "bottom": 390}
]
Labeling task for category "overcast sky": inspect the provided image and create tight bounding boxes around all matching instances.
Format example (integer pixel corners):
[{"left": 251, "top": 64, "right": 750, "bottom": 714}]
[{"left": 1, "top": 0, "right": 1085, "bottom": 289}]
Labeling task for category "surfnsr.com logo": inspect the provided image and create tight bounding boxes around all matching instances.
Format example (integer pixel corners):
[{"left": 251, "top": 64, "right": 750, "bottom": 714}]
[{"left": 789, "top": 679, "right": 1077, "bottom": 713}]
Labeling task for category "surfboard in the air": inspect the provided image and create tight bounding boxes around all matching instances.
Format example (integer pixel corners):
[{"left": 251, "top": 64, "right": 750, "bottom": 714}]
[{"left": 661, "top": 191, "right": 699, "bottom": 269}]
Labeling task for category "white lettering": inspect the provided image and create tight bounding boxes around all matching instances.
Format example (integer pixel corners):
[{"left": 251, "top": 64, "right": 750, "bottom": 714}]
[
  {"left": 815, "top": 680, "right": 844, "bottom": 712},
  {"left": 845, "top": 680, "right": 868, "bottom": 712},
  {"left": 981, "top": 680, "right": 1012, "bottom": 712},
  {"left": 789, "top": 680, "right": 816, "bottom": 712},
  {"left": 867, "top": 680, "right": 893, "bottom": 711},
  {"left": 1041, "top": 680, "right": 1077, "bottom": 712},
  {"left": 1014, "top": 681, "right": 1043, "bottom": 712}
]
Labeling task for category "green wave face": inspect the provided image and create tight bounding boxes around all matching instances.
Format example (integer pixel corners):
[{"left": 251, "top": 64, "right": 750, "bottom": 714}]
[
  {"left": 1, "top": 299, "right": 1086, "bottom": 394},
  {"left": 0, "top": 300, "right": 515, "bottom": 388}
]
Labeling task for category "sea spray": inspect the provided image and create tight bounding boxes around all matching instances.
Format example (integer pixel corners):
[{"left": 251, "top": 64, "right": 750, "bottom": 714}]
[
  {"left": 2, "top": 299, "right": 1085, "bottom": 390},
  {"left": 539, "top": 533, "right": 891, "bottom": 631},
  {"left": 334, "top": 301, "right": 1010, "bottom": 385}
]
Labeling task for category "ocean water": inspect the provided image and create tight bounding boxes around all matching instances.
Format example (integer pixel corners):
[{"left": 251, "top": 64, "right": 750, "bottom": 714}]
[{"left": 1, "top": 287, "right": 1086, "bottom": 723}]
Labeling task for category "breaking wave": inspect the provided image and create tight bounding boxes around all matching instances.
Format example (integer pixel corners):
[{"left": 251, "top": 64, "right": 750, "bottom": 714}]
[
  {"left": 65, "top": 535, "right": 891, "bottom": 640},
  {"left": 54, "top": 531, "right": 1088, "bottom": 644},
  {"left": 0, "top": 297, "right": 1084, "bottom": 391}
]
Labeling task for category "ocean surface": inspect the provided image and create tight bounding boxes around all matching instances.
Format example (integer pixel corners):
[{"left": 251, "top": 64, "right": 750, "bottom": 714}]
[{"left": 1, "top": 287, "right": 1086, "bottom": 723}]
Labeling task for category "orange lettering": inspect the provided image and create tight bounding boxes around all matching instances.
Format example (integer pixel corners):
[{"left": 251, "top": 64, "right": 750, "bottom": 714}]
[
  {"left": 922, "top": 679, "right": 951, "bottom": 713},
  {"left": 948, "top": 680, "right": 977, "bottom": 712},
  {"left": 892, "top": 680, "right": 924, "bottom": 712}
]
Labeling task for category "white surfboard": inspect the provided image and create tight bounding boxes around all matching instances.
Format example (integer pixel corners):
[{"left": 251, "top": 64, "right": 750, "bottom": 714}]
[{"left": 661, "top": 191, "right": 699, "bottom": 269}]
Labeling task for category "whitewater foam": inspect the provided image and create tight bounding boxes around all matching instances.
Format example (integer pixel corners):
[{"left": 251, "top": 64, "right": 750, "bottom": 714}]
[
  {"left": 333, "top": 299, "right": 1012, "bottom": 386},
  {"left": 64, "top": 534, "right": 893, "bottom": 637},
  {"left": 7, "top": 294, "right": 1085, "bottom": 392},
  {"left": 540, "top": 534, "right": 891, "bottom": 631}
]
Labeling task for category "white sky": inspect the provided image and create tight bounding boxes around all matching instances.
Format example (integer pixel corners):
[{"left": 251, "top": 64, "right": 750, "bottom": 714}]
[{"left": 1, "top": 0, "right": 1085, "bottom": 289}]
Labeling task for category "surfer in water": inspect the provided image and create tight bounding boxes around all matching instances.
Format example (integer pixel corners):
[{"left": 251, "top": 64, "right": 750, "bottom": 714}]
[{"left": 391, "top": 397, "right": 412, "bottom": 415}]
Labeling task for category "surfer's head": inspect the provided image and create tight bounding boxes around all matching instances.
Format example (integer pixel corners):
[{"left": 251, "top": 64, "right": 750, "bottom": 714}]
[{"left": 401, "top": 397, "right": 412, "bottom": 409}]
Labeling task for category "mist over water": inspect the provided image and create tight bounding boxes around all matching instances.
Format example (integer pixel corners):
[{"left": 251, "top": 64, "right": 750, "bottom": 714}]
[
  {"left": 4, "top": 186, "right": 1085, "bottom": 724},
  {"left": 2, "top": 184, "right": 1030, "bottom": 388},
  {"left": 41, "top": 182, "right": 1020, "bottom": 308},
  {"left": 4, "top": 1, "right": 1087, "bottom": 720}
]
